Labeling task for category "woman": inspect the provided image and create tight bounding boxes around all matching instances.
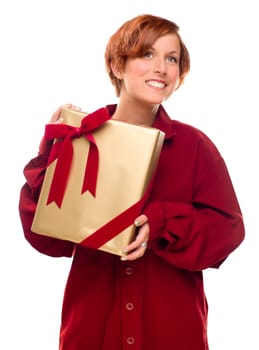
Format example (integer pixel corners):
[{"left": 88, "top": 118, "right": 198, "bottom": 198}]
[{"left": 19, "top": 14, "right": 245, "bottom": 350}]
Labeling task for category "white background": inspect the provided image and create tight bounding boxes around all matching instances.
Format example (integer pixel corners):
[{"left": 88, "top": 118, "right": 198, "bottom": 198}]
[{"left": 0, "top": 0, "right": 258, "bottom": 349}]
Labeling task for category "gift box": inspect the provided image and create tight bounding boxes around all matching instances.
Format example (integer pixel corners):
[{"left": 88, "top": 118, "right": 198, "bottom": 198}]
[{"left": 31, "top": 107, "right": 165, "bottom": 256}]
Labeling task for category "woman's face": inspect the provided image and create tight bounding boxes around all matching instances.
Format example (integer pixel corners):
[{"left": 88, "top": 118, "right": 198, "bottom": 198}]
[{"left": 119, "top": 33, "right": 181, "bottom": 105}]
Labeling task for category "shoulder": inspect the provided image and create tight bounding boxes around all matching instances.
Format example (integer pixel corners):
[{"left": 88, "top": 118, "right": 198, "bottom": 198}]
[
  {"left": 174, "top": 120, "right": 223, "bottom": 160},
  {"left": 157, "top": 105, "right": 223, "bottom": 158},
  {"left": 157, "top": 105, "right": 215, "bottom": 145},
  {"left": 173, "top": 119, "right": 211, "bottom": 142}
]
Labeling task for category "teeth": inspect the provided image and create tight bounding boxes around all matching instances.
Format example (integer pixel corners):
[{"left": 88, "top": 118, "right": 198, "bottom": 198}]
[{"left": 146, "top": 81, "right": 165, "bottom": 88}]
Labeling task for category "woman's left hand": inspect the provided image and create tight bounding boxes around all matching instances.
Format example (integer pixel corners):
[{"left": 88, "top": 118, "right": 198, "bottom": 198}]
[{"left": 120, "top": 214, "right": 149, "bottom": 261}]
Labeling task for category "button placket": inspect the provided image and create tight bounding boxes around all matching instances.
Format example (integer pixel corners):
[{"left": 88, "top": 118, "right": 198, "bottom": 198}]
[{"left": 120, "top": 260, "right": 144, "bottom": 349}]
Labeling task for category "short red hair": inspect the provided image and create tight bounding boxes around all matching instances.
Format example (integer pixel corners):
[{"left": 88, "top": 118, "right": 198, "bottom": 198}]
[{"left": 105, "top": 14, "right": 190, "bottom": 96}]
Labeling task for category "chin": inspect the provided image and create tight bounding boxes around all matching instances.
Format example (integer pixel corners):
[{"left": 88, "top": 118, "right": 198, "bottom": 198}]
[
  {"left": 151, "top": 98, "right": 165, "bottom": 105},
  {"left": 146, "top": 95, "right": 165, "bottom": 104}
]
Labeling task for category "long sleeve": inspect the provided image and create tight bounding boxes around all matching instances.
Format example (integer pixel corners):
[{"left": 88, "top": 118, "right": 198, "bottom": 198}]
[
  {"left": 18, "top": 140, "right": 75, "bottom": 258},
  {"left": 143, "top": 125, "right": 245, "bottom": 271}
]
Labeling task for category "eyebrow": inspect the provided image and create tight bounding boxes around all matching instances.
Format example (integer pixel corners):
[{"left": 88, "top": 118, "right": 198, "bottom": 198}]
[
  {"left": 150, "top": 47, "right": 179, "bottom": 55},
  {"left": 168, "top": 50, "right": 179, "bottom": 55}
]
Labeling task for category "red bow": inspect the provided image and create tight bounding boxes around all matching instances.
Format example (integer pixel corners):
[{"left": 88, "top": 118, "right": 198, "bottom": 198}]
[{"left": 44, "top": 108, "right": 110, "bottom": 208}]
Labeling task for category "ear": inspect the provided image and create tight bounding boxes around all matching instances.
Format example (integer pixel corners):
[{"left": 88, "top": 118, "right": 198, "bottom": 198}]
[{"left": 111, "top": 62, "right": 123, "bottom": 79}]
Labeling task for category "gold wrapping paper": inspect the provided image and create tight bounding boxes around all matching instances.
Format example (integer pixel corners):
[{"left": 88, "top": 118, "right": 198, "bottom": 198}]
[{"left": 31, "top": 107, "right": 165, "bottom": 256}]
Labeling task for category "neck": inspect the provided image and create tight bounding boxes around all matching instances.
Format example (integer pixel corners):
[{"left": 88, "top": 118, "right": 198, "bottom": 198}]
[{"left": 111, "top": 102, "right": 159, "bottom": 127}]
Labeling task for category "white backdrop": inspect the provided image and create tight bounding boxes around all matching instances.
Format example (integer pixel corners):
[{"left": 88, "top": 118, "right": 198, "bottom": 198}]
[{"left": 1, "top": 0, "right": 258, "bottom": 349}]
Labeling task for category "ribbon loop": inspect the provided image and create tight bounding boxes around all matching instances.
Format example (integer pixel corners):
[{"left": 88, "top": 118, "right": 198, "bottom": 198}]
[{"left": 45, "top": 108, "right": 110, "bottom": 207}]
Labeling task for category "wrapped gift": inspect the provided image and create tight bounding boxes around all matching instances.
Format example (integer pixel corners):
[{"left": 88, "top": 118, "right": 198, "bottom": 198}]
[{"left": 31, "top": 107, "right": 165, "bottom": 256}]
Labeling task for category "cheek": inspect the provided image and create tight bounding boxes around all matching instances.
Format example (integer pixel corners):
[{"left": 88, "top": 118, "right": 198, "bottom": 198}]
[
  {"left": 170, "top": 66, "right": 180, "bottom": 79},
  {"left": 126, "top": 60, "right": 150, "bottom": 76},
  {"left": 169, "top": 67, "right": 180, "bottom": 85},
  {"left": 135, "top": 61, "right": 151, "bottom": 75}
]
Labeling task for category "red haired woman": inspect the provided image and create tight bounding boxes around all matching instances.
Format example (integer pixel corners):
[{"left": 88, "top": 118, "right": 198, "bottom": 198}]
[{"left": 19, "top": 14, "right": 245, "bottom": 350}]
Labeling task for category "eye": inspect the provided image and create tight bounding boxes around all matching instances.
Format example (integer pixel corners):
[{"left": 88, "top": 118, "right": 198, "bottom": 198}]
[
  {"left": 143, "top": 50, "right": 153, "bottom": 59},
  {"left": 167, "top": 56, "right": 178, "bottom": 64}
]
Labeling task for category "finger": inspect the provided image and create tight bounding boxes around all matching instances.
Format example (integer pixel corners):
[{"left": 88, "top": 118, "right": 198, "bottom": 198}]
[
  {"left": 121, "top": 223, "right": 149, "bottom": 261},
  {"left": 134, "top": 214, "right": 148, "bottom": 227},
  {"left": 49, "top": 103, "right": 81, "bottom": 123},
  {"left": 121, "top": 239, "right": 148, "bottom": 261},
  {"left": 123, "top": 222, "right": 149, "bottom": 252},
  {"left": 50, "top": 106, "right": 63, "bottom": 123}
]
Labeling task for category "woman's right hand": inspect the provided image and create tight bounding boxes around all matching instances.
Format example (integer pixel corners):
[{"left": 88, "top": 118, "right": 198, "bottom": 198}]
[
  {"left": 39, "top": 103, "right": 81, "bottom": 156},
  {"left": 49, "top": 103, "right": 81, "bottom": 124}
]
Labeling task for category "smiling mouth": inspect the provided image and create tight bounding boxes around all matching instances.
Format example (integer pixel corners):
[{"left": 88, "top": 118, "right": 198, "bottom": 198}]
[{"left": 145, "top": 80, "right": 166, "bottom": 89}]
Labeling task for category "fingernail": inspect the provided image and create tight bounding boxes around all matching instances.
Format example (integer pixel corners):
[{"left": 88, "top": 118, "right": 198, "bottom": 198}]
[
  {"left": 120, "top": 256, "right": 128, "bottom": 261},
  {"left": 134, "top": 219, "right": 141, "bottom": 226}
]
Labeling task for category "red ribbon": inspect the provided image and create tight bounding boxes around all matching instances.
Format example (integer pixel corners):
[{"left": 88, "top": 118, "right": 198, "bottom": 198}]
[
  {"left": 80, "top": 174, "right": 156, "bottom": 250},
  {"left": 44, "top": 108, "right": 110, "bottom": 208}
]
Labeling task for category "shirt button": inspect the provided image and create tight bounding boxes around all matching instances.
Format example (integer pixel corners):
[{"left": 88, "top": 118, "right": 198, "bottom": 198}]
[
  {"left": 125, "top": 266, "right": 133, "bottom": 275},
  {"left": 126, "top": 337, "right": 135, "bottom": 345},
  {"left": 126, "top": 302, "right": 134, "bottom": 310}
]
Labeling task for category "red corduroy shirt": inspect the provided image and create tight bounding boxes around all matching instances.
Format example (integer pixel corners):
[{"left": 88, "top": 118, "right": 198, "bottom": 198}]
[{"left": 19, "top": 104, "right": 245, "bottom": 350}]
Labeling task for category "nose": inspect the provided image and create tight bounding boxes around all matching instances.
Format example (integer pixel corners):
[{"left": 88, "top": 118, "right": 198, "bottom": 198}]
[{"left": 153, "top": 57, "right": 166, "bottom": 74}]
